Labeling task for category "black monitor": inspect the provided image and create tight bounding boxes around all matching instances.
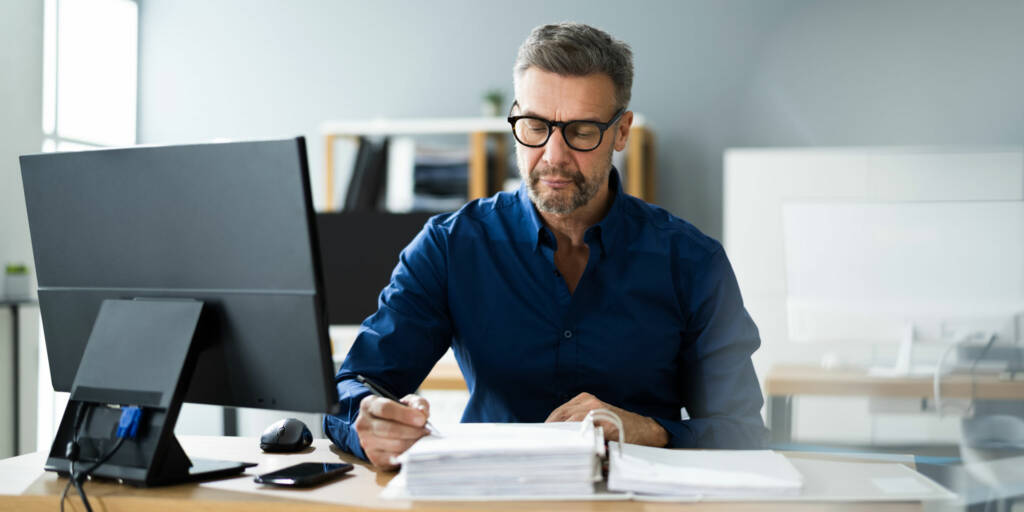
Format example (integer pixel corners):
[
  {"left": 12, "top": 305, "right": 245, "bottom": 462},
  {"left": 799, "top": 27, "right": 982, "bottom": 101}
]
[
  {"left": 19, "top": 137, "right": 338, "bottom": 486},
  {"left": 316, "top": 211, "right": 436, "bottom": 325}
]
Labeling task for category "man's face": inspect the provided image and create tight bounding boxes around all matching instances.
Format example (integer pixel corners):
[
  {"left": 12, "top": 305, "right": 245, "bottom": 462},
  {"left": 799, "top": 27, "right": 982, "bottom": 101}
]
[{"left": 513, "top": 68, "right": 630, "bottom": 215}]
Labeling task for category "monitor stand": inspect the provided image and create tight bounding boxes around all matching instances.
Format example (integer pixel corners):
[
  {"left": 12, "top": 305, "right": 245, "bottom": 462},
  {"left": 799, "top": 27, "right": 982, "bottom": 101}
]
[
  {"left": 867, "top": 323, "right": 921, "bottom": 377},
  {"left": 45, "top": 299, "right": 255, "bottom": 486}
]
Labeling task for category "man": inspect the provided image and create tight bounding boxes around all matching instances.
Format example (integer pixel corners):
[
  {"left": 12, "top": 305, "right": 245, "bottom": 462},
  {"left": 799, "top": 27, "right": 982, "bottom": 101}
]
[{"left": 325, "top": 22, "right": 768, "bottom": 470}]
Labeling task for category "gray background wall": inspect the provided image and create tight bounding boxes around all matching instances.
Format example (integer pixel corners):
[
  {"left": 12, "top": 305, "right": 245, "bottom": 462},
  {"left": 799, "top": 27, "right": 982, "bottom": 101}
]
[
  {"left": 137, "top": 0, "right": 1024, "bottom": 239},
  {"left": 0, "top": 0, "right": 43, "bottom": 459}
]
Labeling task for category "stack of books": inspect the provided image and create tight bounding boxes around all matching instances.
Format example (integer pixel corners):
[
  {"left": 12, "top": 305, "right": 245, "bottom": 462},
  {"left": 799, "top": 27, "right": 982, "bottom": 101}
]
[
  {"left": 385, "top": 138, "right": 471, "bottom": 213},
  {"left": 392, "top": 422, "right": 603, "bottom": 497},
  {"left": 607, "top": 443, "right": 803, "bottom": 497}
]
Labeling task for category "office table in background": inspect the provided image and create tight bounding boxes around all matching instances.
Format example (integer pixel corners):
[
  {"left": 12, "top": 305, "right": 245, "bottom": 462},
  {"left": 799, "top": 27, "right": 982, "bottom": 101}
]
[
  {"left": 422, "top": 359, "right": 466, "bottom": 391},
  {"left": 765, "top": 364, "right": 1024, "bottom": 444},
  {"left": 0, "top": 436, "right": 932, "bottom": 511},
  {"left": 2, "top": 298, "right": 37, "bottom": 456}
]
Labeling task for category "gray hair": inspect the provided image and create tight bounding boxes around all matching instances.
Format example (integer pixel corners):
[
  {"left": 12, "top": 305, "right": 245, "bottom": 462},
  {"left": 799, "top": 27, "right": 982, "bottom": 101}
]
[{"left": 514, "top": 23, "right": 634, "bottom": 110}]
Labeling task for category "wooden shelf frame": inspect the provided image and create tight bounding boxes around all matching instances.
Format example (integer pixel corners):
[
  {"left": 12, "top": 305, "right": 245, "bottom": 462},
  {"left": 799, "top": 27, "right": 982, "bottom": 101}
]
[{"left": 321, "top": 116, "right": 654, "bottom": 211}]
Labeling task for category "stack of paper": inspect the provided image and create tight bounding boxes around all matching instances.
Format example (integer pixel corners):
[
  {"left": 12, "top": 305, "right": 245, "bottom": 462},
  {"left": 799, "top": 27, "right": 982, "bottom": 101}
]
[
  {"left": 607, "top": 443, "right": 803, "bottom": 497},
  {"left": 392, "top": 422, "right": 602, "bottom": 497}
]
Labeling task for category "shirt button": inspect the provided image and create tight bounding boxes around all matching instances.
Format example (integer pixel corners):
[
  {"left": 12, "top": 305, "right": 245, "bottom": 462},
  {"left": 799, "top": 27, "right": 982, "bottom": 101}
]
[{"left": 563, "top": 330, "right": 573, "bottom": 339}]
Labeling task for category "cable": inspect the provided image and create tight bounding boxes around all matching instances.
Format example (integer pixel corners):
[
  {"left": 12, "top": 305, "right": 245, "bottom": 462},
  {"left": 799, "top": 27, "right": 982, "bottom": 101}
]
[
  {"left": 968, "top": 332, "right": 1000, "bottom": 414},
  {"left": 60, "top": 402, "right": 89, "bottom": 512},
  {"left": 78, "top": 436, "right": 127, "bottom": 478},
  {"left": 58, "top": 405, "right": 142, "bottom": 512},
  {"left": 933, "top": 331, "right": 998, "bottom": 418},
  {"left": 66, "top": 437, "right": 126, "bottom": 512}
]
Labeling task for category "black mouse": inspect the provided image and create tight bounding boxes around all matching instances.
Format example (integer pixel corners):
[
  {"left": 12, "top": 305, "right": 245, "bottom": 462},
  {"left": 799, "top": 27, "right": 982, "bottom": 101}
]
[{"left": 260, "top": 418, "right": 313, "bottom": 452}]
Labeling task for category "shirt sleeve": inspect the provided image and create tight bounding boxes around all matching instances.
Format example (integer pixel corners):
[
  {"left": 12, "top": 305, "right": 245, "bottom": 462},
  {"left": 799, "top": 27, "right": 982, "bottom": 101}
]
[
  {"left": 657, "top": 246, "right": 769, "bottom": 449},
  {"left": 323, "top": 218, "right": 454, "bottom": 460}
]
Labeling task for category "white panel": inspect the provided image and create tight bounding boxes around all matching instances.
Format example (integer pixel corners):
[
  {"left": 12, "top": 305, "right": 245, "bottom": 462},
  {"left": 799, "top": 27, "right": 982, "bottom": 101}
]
[
  {"left": 794, "top": 396, "right": 873, "bottom": 444},
  {"left": 784, "top": 201, "right": 1024, "bottom": 344},
  {"left": 871, "top": 414, "right": 962, "bottom": 445},
  {"left": 865, "top": 151, "right": 1024, "bottom": 201},
  {"left": 725, "top": 149, "right": 871, "bottom": 298}
]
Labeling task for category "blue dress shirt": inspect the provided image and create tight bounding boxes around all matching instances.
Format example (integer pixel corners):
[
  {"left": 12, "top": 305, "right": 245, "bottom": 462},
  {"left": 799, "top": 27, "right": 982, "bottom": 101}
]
[{"left": 324, "top": 169, "right": 768, "bottom": 460}]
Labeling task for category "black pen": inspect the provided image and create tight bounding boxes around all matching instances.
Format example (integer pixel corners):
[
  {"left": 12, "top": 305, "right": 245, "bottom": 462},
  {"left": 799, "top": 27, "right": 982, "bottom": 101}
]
[{"left": 355, "top": 374, "right": 442, "bottom": 436}]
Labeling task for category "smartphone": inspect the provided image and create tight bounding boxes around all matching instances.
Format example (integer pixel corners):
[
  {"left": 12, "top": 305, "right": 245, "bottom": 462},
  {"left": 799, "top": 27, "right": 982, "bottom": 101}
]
[{"left": 254, "top": 462, "right": 354, "bottom": 487}]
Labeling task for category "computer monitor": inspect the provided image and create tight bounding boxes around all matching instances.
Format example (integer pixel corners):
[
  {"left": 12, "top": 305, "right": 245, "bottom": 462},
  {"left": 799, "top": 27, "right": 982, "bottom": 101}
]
[
  {"left": 783, "top": 200, "right": 1024, "bottom": 375},
  {"left": 20, "top": 137, "right": 338, "bottom": 485}
]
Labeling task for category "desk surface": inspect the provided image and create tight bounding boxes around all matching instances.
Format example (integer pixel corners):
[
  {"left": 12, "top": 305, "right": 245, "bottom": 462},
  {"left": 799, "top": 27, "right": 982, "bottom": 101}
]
[
  {"left": 0, "top": 436, "right": 929, "bottom": 511},
  {"left": 765, "top": 364, "right": 1024, "bottom": 400}
]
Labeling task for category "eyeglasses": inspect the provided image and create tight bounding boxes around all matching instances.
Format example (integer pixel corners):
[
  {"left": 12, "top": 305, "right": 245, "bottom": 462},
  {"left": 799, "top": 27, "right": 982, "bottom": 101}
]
[{"left": 507, "top": 101, "right": 625, "bottom": 152}]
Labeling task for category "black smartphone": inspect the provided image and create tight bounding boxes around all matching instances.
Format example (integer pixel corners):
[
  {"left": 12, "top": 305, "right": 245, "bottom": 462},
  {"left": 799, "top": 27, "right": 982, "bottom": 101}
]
[{"left": 254, "top": 462, "right": 354, "bottom": 487}]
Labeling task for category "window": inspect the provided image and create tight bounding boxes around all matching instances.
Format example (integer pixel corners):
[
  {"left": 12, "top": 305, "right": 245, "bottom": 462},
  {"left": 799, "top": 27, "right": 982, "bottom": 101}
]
[
  {"left": 42, "top": 0, "right": 138, "bottom": 151},
  {"left": 35, "top": 0, "right": 139, "bottom": 454}
]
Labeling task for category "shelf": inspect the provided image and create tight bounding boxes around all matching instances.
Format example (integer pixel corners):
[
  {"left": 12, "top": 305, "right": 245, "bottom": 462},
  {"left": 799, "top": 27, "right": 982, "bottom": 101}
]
[{"left": 321, "top": 115, "right": 654, "bottom": 211}]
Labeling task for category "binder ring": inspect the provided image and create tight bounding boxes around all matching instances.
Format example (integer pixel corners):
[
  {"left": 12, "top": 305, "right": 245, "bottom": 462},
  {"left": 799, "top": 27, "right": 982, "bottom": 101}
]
[{"left": 585, "top": 408, "right": 624, "bottom": 458}]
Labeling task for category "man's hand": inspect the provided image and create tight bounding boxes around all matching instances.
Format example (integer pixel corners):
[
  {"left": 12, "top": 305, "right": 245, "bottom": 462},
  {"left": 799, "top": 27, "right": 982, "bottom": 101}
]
[
  {"left": 546, "top": 392, "right": 670, "bottom": 447},
  {"left": 354, "top": 394, "right": 432, "bottom": 470}
]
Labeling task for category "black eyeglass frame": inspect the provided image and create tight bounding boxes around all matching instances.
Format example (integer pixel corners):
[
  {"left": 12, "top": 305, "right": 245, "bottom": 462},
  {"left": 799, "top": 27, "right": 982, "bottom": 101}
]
[{"left": 507, "top": 100, "right": 626, "bottom": 152}]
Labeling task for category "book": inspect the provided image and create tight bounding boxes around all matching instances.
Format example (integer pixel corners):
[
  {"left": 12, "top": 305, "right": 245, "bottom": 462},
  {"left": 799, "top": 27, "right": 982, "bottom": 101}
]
[
  {"left": 381, "top": 409, "right": 803, "bottom": 500},
  {"left": 344, "top": 136, "right": 389, "bottom": 212},
  {"left": 389, "top": 421, "right": 604, "bottom": 497},
  {"left": 607, "top": 443, "right": 803, "bottom": 497},
  {"left": 383, "top": 140, "right": 474, "bottom": 213},
  {"left": 384, "top": 137, "right": 416, "bottom": 213}
]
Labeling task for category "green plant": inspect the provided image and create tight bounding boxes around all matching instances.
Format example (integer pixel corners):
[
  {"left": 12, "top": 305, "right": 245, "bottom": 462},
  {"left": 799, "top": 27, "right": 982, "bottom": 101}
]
[
  {"left": 483, "top": 89, "right": 505, "bottom": 108},
  {"left": 5, "top": 263, "right": 28, "bottom": 275}
]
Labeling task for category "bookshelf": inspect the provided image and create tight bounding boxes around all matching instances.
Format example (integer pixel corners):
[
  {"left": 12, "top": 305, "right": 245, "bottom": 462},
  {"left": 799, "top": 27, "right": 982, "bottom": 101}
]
[{"left": 321, "top": 116, "right": 654, "bottom": 211}]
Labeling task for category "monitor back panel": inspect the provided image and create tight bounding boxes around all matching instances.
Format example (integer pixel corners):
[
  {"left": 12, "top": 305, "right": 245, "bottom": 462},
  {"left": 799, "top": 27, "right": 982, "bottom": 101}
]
[{"left": 20, "top": 138, "right": 337, "bottom": 413}]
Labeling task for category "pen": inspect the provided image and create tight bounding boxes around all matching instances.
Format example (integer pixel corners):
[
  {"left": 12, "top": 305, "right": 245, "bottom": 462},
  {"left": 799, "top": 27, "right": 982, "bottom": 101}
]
[{"left": 355, "top": 374, "right": 442, "bottom": 436}]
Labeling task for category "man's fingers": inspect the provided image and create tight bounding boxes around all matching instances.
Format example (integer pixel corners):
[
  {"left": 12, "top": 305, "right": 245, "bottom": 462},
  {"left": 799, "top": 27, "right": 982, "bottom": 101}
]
[
  {"left": 366, "top": 449, "right": 400, "bottom": 471},
  {"left": 368, "top": 418, "right": 430, "bottom": 440},
  {"left": 364, "top": 396, "right": 427, "bottom": 427},
  {"left": 546, "top": 392, "right": 614, "bottom": 423},
  {"left": 545, "top": 404, "right": 568, "bottom": 422},
  {"left": 365, "top": 435, "right": 419, "bottom": 455},
  {"left": 563, "top": 411, "right": 589, "bottom": 422},
  {"left": 401, "top": 394, "right": 431, "bottom": 417}
]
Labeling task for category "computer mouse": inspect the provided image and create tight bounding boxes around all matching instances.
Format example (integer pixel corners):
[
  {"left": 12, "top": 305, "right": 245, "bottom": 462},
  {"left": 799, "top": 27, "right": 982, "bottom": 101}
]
[{"left": 260, "top": 418, "right": 313, "bottom": 452}]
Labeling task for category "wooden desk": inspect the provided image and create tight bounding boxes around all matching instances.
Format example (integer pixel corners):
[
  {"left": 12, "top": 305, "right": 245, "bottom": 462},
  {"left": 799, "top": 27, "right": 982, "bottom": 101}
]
[
  {"left": 0, "top": 436, "right": 925, "bottom": 511},
  {"left": 764, "top": 364, "right": 1024, "bottom": 444}
]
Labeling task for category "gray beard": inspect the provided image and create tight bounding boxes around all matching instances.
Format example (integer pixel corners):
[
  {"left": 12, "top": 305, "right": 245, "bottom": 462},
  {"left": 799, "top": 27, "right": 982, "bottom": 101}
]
[{"left": 520, "top": 155, "right": 612, "bottom": 215}]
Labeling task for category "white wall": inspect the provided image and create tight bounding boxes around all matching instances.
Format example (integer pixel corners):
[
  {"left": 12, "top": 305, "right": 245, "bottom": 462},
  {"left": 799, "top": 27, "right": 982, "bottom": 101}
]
[{"left": 0, "top": 0, "right": 44, "bottom": 458}]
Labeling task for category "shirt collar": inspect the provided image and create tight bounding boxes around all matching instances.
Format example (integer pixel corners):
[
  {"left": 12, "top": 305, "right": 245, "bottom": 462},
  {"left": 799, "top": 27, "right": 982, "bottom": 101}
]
[{"left": 517, "top": 167, "right": 626, "bottom": 257}]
